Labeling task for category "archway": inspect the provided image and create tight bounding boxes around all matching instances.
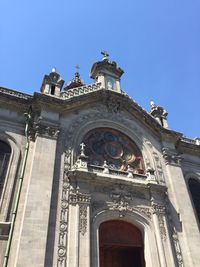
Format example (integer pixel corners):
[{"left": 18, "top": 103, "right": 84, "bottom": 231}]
[
  {"left": 99, "top": 220, "right": 145, "bottom": 267},
  {"left": 0, "top": 140, "right": 11, "bottom": 196}
]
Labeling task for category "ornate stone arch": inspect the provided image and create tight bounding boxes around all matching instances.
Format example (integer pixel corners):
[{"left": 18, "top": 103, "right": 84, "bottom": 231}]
[
  {"left": 184, "top": 172, "right": 200, "bottom": 225},
  {"left": 65, "top": 114, "right": 157, "bottom": 175},
  {"left": 0, "top": 131, "right": 21, "bottom": 220},
  {"left": 91, "top": 209, "right": 160, "bottom": 267}
]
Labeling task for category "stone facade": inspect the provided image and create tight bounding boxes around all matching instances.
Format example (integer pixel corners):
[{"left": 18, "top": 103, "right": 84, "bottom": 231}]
[{"left": 0, "top": 55, "right": 200, "bottom": 267}]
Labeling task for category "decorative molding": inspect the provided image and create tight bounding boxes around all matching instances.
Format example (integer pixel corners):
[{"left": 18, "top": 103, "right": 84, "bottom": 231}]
[
  {"left": 65, "top": 109, "right": 143, "bottom": 149},
  {"left": 0, "top": 86, "right": 32, "bottom": 100},
  {"left": 57, "top": 149, "right": 72, "bottom": 266},
  {"left": 162, "top": 148, "right": 182, "bottom": 166},
  {"left": 144, "top": 138, "right": 165, "bottom": 183},
  {"left": 152, "top": 203, "right": 167, "bottom": 240},
  {"left": 108, "top": 192, "right": 151, "bottom": 219},
  {"left": 79, "top": 204, "right": 88, "bottom": 235},
  {"left": 69, "top": 191, "right": 91, "bottom": 205},
  {"left": 64, "top": 149, "right": 72, "bottom": 172},
  {"left": 171, "top": 229, "right": 184, "bottom": 267},
  {"left": 134, "top": 207, "right": 152, "bottom": 219},
  {"left": 57, "top": 174, "right": 69, "bottom": 267},
  {"left": 165, "top": 199, "right": 184, "bottom": 267},
  {"left": 33, "top": 123, "right": 60, "bottom": 139},
  {"left": 61, "top": 82, "right": 102, "bottom": 99}
]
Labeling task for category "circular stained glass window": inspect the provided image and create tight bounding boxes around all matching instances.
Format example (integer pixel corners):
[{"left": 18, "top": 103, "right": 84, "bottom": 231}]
[{"left": 83, "top": 128, "right": 144, "bottom": 173}]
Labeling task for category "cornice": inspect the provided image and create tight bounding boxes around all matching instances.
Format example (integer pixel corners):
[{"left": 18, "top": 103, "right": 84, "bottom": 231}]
[
  {"left": 0, "top": 85, "right": 189, "bottom": 145},
  {"left": 176, "top": 138, "right": 200, "bottom": 156}
]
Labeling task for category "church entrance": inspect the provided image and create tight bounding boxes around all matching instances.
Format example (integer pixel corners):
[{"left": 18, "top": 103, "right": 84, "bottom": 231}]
[{"left": 99, "top": 220, "right": 145, "bottom": 267}]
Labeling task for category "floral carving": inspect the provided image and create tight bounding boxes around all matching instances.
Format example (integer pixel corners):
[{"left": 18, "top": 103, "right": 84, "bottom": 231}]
[{"left": 79, "top": 204, "right": 88, "bottom": 235}]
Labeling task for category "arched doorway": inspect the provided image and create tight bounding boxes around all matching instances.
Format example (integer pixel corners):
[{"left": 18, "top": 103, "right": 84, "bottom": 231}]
[{"left": 99, "top": 220, "right": 145, "bottom": 267}]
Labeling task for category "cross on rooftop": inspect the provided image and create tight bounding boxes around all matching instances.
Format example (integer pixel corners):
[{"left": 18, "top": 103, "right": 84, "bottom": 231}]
[
  {"left": 80, "top": 142, "right": 86, "bottom": 156},
  {"left": 75, "top": 64, "right": 80, "bottom": 72},
  {"left": 101, "top": 50, "right": 109, "bottom": 60}
]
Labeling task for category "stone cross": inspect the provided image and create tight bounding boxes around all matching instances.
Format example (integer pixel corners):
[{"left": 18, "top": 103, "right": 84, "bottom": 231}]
[
  {"left": 101, "top": 50, "right": 109, "bottom": 60},
  {"left": 75, "top": 64, "right": 80, "bottom": 72},
  {"left": 80, "top": 142, "right": 85, "bottom": 156}
]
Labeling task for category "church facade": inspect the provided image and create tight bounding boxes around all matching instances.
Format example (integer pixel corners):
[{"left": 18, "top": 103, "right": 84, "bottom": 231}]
[{"left": 0, "top": 54, "right": 199, "bottom": 267}]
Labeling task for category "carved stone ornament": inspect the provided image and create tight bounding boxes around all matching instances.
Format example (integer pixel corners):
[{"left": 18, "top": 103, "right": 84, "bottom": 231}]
[
  {"left": 57, "top": 149, "right": 72, "bottom": 266},
  {"left": 79, "top": 204, "right": 88, "bottom": 235},
  {"left": 108, "top": 192, "right": 151, "bottom": 219},
  {"left": 57, "top": 174, "right": 69, "bottom": 267},
  {"left": 0, "top": 86, "right": 32, "bottom": 100},
  {"left": 69, "top": 191, "right": 91, "bottom": 205},
  {"left": 144, "top": 138, "right": 165, "bottom": 183},
  {"left": 65, "top": 109, "right": 143, "bottom": 150},
  {"left": 102, "top": 94, "right": 123, "bottom": 114},
  {"left": 151, "top": 202, "right": 167, "bottom": 240},
  {"left": 162, "top": 148, "right": 182, "bottom": 166},
  {"left": 165, "top": 199, "right": 184, "bottom": 267},
  {"left": 30, "top": 120, "right": 60, "bottom": 140}
]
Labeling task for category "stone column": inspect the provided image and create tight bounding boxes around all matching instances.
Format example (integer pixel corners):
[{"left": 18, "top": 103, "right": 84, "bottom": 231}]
[{"left": 12, "top": 125, "right": 59, "bottom": 267}]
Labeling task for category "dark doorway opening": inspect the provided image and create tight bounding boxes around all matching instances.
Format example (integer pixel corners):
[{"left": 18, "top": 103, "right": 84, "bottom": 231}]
[{"left": 99, "top": 220, "right": 145, "bottom": 267}]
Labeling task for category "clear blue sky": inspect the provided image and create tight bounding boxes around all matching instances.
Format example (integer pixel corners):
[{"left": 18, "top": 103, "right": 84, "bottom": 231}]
[{"left": 1, "top": 1, "right": 200, "bottom": 138}]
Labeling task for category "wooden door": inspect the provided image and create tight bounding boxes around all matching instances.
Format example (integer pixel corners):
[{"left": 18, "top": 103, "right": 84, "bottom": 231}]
[{"left": 99, "top": 220, "right": 145, "bottom": 267}]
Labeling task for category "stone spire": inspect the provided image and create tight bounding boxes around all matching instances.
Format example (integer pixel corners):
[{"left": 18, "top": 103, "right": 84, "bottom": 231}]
[{"left": 64, "top": 65, "right": 85, "bottom": 90}]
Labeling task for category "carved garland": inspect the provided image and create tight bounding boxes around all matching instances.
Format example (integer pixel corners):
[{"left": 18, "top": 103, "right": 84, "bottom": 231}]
[{"left": 57, "top": 150, "right": 71, "bottom": 267}]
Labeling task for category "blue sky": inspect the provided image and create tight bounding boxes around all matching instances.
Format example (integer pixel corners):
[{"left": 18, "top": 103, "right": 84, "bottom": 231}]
[{"left": 1, "top": 1, "right": 200, "bottom": 138}]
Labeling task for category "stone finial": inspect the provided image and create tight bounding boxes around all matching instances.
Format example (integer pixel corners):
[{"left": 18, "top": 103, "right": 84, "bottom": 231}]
[{"left": 150, "top": 100, "right": 168, "bottom": 128}]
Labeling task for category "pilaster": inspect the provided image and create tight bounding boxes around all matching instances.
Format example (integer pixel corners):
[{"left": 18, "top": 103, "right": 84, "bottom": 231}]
[
  {"left": 12, "top": 124, "right": 59, "bottom": 267},
  {"left": 162, "top": 147, "right": 200, "bottom": 267},
  {"left": 67, "top": 191, "right": 91, "bottom": 267}
]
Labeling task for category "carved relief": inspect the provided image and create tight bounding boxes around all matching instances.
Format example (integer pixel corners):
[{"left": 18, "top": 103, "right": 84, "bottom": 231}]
[
  {"left": 102, "top": 94, "right": 122, "bottom": 113},
  {"left": 65, "top": 109, "right": 143, "bottom": 150},
  {"left": 69, "top": 191, "right": 91, "bottom": 205},
  {"left": 165, "top": 199, "right": 184, "bottom": 267},
  {"left": 34, "top": 124, "right": 60, "bottom": 138},
  {"left": 57, "top": 150, "right": 71, "bottom": 266},
  {"left": 162, "top": 148, "right": 182, "bottom": 166},
  {"left": 108, "top": 192, "right": 151, "bottom": 219},
  {"left": 57, "top": 174, "right": 69, "bottom": 267},
  {"left": 30, "top": 117, "right": 60, "bottom": 140},
  {"left": 79, "top": 204, "right": 88, "bottom": 235},
  {"left": 152, "top": 203, "right": 167, "bottom": 240},
  {"left": 69, "top": 191, "right": 91, "bottom": 236},
  {"left": 144, "top": 138, "right": 165, "bottom": 183}
]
